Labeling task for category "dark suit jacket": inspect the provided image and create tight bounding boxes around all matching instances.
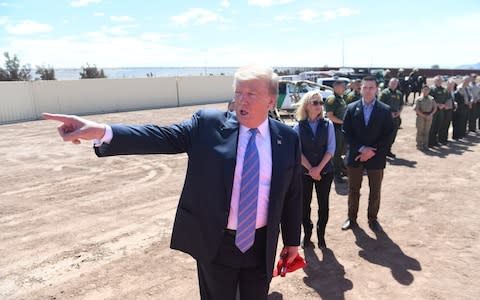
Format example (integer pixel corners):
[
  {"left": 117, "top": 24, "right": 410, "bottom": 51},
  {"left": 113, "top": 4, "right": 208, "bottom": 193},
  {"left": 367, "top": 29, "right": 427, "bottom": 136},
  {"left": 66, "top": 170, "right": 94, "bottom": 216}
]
[
  {"left": 94, "top": 109, "right": 302, "bottom": 281},
  {"left": 342, "top": 100, "right": 394, "bottom": 169}
]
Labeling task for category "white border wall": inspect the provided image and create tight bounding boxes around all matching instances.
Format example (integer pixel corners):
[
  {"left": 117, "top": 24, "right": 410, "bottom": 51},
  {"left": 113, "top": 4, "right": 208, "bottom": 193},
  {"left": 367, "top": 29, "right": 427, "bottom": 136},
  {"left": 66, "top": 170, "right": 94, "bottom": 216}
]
[
  {"left": 0, "top": 81, "right": 36, "bottom": 123},
  {"left": 0, "top": 76, "right": 234, "bottom": 124},
  {"left": 177, "top": 76, "right": 233, "bottom": 106}
]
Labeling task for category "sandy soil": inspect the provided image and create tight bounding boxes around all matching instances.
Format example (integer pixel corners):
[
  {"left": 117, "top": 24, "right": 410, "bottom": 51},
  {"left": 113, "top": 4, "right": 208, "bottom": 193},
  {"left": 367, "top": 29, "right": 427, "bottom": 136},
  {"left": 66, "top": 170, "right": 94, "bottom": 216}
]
[{"left": 1, "top": 100, "right": 479, "bottom": 300}]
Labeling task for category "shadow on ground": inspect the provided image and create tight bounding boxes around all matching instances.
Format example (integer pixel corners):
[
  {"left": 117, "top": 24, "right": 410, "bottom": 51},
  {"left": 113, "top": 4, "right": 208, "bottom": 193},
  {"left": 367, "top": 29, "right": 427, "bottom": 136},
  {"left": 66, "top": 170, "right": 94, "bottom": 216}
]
[
  {"left": 352, "top": 226, "right": 421, "bottom": 285},
  {"left": 301, "top": 247, "right": 353, "bottom": 300}
]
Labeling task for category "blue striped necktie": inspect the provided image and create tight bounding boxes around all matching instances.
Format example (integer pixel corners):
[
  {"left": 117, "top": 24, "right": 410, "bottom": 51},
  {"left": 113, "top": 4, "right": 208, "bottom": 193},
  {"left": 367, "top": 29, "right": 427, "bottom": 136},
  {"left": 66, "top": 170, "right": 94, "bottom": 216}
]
[{"left": 235, "top": 128, "right": 259, "bottom": 253}]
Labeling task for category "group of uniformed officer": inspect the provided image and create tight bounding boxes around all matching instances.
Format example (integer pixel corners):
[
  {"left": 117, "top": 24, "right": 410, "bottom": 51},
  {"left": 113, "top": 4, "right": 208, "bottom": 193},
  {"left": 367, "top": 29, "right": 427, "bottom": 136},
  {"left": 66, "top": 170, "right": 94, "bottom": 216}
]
[{"left": 323, "top": 73, "right": 479, "bottom": 178}]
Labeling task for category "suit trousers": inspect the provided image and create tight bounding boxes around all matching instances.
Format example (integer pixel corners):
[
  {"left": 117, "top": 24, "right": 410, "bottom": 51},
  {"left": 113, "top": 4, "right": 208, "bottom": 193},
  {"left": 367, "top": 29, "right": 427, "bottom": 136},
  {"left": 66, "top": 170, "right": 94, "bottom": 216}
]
[
  {"left": 347, "top": 166, "right": 384, "bottom": 221},
  {"left": 388, "top": 116, "right": 401, "bottom": 152},
  {"left": 439, "top": 109, "right": 453, "bottom": 144},
  {"left": 333, "top": 127, "right": 345, "bottom": 176},
  {"left": 477, "top": 102, "right": 480, "bottom": 129},
  {"left": 197, "top": 227, "right": 269, "bottom": 300},
  {"left": 301, "top": 172, "right": 334, "bottom": 242},
  {"left": 429, "top": 109, "right": 444, "bottom": 146},
  {"left": 468, "top": 105, "right": 477, "bottom": 132},
  {"left": 453, "top": 106, "right": 468, "bottom": 139}
]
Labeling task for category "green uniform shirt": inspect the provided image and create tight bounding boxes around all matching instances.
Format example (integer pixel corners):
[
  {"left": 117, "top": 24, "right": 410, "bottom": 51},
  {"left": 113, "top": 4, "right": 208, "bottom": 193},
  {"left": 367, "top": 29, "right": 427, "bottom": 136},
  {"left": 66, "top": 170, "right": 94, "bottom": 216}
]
[
  {"left": 379, "top": 88, "right": 403, "bottom": 112},
  {"left": 346, "top": 90, "right": 361, "bottom": 104},
  {"left": 325, "top": 93, "right": 347, "bottom": 122},
  {"left": 429, "top": 85, "right": 449, "bottom": 104},
  {"left": 414, "top": 95, "right": 435, "bottom": 113}
]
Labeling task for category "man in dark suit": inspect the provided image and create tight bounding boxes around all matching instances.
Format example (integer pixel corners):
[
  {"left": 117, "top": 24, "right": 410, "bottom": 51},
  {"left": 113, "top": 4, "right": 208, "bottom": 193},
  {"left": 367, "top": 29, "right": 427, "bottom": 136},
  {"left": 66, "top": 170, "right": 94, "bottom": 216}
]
[
  {"left": 341, "top": 76, "right": 394, "bottom": 233},
  {"left": 43, "top": 65, "right": 302, "bottom": 300}
]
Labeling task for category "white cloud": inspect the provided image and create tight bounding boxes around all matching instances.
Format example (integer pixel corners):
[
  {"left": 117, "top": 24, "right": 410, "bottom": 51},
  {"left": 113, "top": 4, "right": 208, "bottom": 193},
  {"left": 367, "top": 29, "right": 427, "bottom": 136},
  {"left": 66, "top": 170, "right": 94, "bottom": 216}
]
[
  {"left": 0, "top": 16, "right": 9, "bottom": 25},
  {"left": 103, "top": 24, "right": 138, "bottom": 35},
  {"left": 0, "top": 2, "right": 9, "bottom": 7},
  {"left": 446, "top": 13, "right": 480, "bottom": 30},
  {"left": 273, "top": 15, "right": 295, "bottom": 22},
  {"left": 298, "top": 9, "right": 319, "bottom": 22},
  {"left": 336, "top": 8, "right": 360, "bottom": 17},
  {"left": 247, "top": 0, "right": 295, "bottom": 7},
  {"left": 171, "top": 8, "right": 226, "bottom": 26},
  {"left": 86, "top": 23, "right": 138, "bottom": 39},
  {"left": 4, "top": 36, "right": 193, "bottom": 68},
  {"left": 321, "top": 8, "right": 359, "bottom": 21},
  {"left": 6, "top": 20, "right": 53, "bottom": 35},
  {"left": 220, "top": 0, "right": 230, "bottom": 8},
  {"left": 70, "top": 0, "right": 101, "bottom": 7},
  {"left": 110, "top": 15, "right": 135, "bottom": 22},
  {"left": 93, "top": 12, "right": 105, "bottom": 17},
  {"left": 139, "top": 32, "right": 170, "bottom": 42},
  {"left": 296, "top": 7, "right": 360, "bottom": 22}
]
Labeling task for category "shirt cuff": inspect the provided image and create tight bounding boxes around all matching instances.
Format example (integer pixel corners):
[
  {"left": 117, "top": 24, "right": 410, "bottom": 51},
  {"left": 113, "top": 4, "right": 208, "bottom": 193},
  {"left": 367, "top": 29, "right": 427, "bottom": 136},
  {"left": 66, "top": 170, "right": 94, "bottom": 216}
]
[
  {"left": 359, "top": 145, "right": 366, "bottom": 153},
  {"left": 93, "top": 124, "right": 113, "bottom": 147}
]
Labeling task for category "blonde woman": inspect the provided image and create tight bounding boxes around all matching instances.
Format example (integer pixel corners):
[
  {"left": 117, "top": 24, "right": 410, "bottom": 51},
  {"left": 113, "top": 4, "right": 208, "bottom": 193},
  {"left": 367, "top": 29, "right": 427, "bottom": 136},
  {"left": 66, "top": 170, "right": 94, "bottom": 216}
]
[{"left": 293, "top": 91, "right": 335, "bottom": 249}]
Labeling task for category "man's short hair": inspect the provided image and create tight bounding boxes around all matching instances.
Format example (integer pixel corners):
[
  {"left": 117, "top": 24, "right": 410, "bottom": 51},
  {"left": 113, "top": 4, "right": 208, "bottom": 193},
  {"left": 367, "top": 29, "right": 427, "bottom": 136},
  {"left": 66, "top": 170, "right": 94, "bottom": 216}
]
[
  {"left": 333, "top": 80, "right": 346, "bottom": 87},
  {"left": 362, "top": 76, "right": 378, "bottom": 86},
  {"left": 233, "top": 65, "right": 278, "bottom": 97}
]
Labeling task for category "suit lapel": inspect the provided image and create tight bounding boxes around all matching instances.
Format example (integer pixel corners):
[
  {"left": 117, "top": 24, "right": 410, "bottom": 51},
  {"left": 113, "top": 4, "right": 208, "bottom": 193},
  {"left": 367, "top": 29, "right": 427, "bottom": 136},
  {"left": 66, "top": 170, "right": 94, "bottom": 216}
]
[
  {"left": 268, "top": 119, "right": 283, "bottom": 215},
  {"left": 367, "top": 100, "right": 379, "bottom": 128},
  {"left": 354, "top": 101, "right": 366, "bottom": 128},
  {"left": 219, "top": 114, "right": 239, "bottom": 209}
]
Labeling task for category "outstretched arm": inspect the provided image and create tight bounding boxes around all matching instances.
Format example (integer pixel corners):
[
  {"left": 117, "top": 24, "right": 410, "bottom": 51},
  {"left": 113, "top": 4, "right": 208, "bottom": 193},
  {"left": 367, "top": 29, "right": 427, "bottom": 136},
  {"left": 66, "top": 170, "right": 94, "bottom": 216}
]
[{"left": 43, "top": 112, "right": 198, "bottom": 156}]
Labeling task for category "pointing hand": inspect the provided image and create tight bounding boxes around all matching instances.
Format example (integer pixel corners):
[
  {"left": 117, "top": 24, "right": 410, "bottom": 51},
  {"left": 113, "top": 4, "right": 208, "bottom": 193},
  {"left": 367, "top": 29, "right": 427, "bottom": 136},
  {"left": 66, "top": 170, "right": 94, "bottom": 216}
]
[{"left": 43, "top": 113, "right": 106, "bottom": 144}]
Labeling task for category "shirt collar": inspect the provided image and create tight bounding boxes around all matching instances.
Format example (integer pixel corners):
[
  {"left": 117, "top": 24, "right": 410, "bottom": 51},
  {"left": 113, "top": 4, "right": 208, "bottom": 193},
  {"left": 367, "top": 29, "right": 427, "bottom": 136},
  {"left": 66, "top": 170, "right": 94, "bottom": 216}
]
[
  {"left": 362, "top": 98, "right": 376, "bottom": 108},
  {"left": 239, "top": 117, "right": 269, "bottom": 138}
]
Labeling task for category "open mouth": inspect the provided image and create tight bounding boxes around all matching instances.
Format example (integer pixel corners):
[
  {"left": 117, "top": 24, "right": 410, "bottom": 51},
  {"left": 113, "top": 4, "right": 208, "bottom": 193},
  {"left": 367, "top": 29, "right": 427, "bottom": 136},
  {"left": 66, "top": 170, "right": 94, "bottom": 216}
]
[{"left": 239, "top": 109, "right": 248, "bottom": 116}]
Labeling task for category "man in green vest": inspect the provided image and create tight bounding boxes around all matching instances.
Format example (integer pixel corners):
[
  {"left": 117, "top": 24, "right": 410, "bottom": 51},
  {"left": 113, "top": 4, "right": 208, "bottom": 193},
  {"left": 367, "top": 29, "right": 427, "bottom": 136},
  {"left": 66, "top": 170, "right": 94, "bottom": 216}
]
[
  {"left": 325, "top": 80, "right": 347, "bottom": 183},
  {"left": 379, "top": 78, "right": 403, "bottom": 158},
  {"left": 429, "top": 76, "right": 449, "bottom": 146}
]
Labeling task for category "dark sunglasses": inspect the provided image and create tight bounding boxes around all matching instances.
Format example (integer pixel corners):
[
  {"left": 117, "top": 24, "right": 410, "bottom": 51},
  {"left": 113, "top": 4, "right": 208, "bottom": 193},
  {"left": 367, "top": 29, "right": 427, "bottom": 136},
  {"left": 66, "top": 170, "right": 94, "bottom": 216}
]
[{"left": 310, "top": 100, "right": 322, "bottom": 106}]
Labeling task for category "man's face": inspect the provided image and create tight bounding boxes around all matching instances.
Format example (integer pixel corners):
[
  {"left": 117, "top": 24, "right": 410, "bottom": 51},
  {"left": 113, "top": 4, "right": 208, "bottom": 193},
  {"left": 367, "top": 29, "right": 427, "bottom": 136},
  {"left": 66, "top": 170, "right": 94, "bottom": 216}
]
[
  {"left": 334, "top": 84, "right": 345, "bottom": 95},
  {"left": 388, "top": 80, "right": 398, "bottom": 90},
  {"left": 234, "top": 79, "right": 275, "bottom": 128},
  {"left": 361, "top": 80, "right": 377, "bottom": 101},
  {"left": 434, "top": 78, "right": 442, "bottom": 86},
  {"left": 353, "top": 82, "right": 361, "bottom": 92}
]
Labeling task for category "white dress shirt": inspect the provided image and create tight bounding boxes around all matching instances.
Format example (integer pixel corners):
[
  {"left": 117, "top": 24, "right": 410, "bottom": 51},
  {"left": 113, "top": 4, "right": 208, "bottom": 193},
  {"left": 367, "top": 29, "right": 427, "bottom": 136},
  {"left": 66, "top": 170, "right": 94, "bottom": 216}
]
[{"left": 227, "top": 117, "right": 272, "bottom": 230}]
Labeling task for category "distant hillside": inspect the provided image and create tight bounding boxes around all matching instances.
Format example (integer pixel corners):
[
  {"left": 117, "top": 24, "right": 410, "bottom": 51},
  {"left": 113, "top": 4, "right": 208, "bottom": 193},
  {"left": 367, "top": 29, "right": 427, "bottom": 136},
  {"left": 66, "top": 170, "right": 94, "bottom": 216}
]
[{"left": 456, "top": 63, "right": 480, "bottom": 69}]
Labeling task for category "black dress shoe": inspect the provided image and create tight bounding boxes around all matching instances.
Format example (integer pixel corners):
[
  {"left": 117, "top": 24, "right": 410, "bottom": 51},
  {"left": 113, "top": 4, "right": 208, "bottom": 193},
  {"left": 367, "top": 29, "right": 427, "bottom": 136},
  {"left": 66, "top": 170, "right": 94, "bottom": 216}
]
[
  {"left": 341, "top": 219, "right": 357, "bottom": 230},
  {"left": 368, "top": 220, "right": 383, "bottom": 232},
  {"left": 386, "top": 151, "right": 396, "bottom": 158},
  {"left": 301, "top": 239, "right": 314, "bottom": 249}
]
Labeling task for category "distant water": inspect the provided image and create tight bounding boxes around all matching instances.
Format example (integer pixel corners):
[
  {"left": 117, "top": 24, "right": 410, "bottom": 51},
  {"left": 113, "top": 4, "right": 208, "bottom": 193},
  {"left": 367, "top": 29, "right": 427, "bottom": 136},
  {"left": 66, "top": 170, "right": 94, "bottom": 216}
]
[{"left": 48, "top": 67, "right": 298, "bottom": 81}]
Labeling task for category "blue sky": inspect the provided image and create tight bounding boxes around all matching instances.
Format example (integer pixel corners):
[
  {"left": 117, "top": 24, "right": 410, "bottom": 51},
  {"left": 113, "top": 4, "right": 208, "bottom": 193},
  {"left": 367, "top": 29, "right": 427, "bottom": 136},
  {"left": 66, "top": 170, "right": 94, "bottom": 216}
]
[{"left": 0, "top": 0, "right": 479, "bottom": 68}]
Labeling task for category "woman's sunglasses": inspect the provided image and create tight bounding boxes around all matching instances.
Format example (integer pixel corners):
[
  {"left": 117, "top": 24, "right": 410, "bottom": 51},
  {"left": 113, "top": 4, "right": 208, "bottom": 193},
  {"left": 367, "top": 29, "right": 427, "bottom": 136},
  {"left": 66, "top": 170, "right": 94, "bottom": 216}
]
[{"left": 310, "top": 100, "right": 322, "bottom": 106}]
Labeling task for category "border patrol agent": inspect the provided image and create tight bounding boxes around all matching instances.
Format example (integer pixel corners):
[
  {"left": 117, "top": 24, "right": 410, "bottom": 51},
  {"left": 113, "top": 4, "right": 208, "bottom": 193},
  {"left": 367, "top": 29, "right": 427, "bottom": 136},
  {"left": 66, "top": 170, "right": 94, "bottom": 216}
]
[
  {"left": 379, "top": 78, "right": 403, "bottom": 158},
  {"left": 325, "top": 80, "right": 347, "bottom": 183}
]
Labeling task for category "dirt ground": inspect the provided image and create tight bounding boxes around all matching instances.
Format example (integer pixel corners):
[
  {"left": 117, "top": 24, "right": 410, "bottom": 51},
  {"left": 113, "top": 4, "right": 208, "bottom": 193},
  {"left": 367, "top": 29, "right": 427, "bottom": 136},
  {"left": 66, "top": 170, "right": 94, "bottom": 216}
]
[{"left": 1, "top": 100, "right": 479, "bottom": 300}]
